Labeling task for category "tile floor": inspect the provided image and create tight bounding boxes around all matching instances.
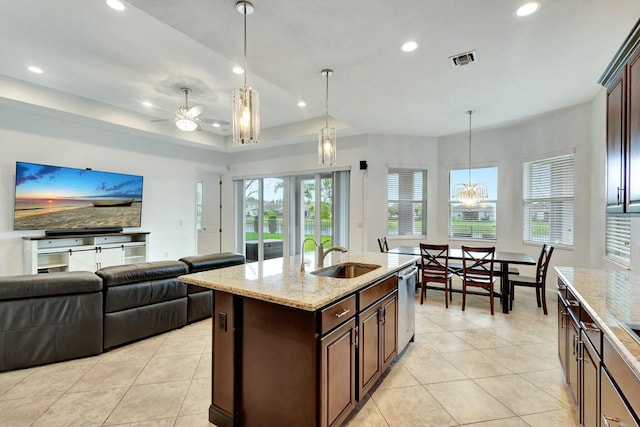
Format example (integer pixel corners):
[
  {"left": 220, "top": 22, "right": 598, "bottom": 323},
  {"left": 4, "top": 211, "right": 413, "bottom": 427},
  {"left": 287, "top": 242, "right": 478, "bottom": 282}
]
[{"left": 0, "top": 281, "right": 579, "bottom": 426}]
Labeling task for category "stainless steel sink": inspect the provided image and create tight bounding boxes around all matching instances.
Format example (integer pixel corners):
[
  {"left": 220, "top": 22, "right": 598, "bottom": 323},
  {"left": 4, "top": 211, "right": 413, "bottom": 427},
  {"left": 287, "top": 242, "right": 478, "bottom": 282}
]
[{"left": 311, "top": 262, "right": 381, "bottom": 279}]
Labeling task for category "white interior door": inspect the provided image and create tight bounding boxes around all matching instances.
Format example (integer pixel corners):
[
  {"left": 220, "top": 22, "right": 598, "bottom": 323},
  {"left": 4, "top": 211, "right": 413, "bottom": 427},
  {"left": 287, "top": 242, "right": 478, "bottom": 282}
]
[{"left": 197, "top": 172, "right": 221, "bottom": 254}]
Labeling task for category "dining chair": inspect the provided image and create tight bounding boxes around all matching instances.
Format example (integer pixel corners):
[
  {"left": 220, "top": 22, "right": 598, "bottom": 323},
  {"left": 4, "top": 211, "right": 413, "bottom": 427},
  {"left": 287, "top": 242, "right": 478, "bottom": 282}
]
[
  {"left": 508, "top": 244, "right": 554, "bottom": 314},
  {"left": 419, "top": 243, "right": 453, "bottom": 307},
  {"left": 377, "top": 237, "right": 389, "bottom": 253},
  {"left": 461, "top": 245, "right": 496, "bottom": 315}
]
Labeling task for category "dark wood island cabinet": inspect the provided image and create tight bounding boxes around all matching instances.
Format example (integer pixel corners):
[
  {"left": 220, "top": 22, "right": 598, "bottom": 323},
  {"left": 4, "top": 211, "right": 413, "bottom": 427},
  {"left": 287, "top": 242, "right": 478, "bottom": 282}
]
[{"left": 179, "top": 252, "right": 416, "bottom": 427}]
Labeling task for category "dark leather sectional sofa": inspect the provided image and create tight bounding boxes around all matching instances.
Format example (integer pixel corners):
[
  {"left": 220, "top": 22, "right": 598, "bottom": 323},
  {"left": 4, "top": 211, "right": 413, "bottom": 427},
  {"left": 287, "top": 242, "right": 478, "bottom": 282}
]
[{"left": 0, "top": 252, "right": 244, "bottom": 372}]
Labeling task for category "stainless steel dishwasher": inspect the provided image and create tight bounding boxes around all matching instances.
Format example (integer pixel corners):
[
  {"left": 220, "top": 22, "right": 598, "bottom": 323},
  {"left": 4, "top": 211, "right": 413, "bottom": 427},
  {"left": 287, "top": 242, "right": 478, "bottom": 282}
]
[{"left": 397, "top": 264, "right": 418, "bottom": 352}]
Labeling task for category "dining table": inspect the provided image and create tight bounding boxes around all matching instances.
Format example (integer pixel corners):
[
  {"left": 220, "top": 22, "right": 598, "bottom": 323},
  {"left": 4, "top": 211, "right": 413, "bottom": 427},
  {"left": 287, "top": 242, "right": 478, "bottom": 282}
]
[{"left": 388, "top": 246, "right": 535, "bottom": 314}]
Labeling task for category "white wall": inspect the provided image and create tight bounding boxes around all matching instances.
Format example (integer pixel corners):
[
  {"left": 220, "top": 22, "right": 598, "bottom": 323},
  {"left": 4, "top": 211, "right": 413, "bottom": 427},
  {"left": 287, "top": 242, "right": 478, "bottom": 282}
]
[{"left": 0, "top": 105, "right": 228, "bottom": 276}]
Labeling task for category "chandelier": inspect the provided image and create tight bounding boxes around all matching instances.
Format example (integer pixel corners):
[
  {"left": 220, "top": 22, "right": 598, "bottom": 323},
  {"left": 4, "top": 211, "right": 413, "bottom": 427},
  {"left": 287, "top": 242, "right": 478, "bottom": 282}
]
[
  {"left": 455, "top": 110, "right": 487, "bottom": 211},
  {"left": 232, "top": 1, "right": 259, "bottom": 144},
  {"left": 319, "top": 68, "right": 336, "bottom": 166}
]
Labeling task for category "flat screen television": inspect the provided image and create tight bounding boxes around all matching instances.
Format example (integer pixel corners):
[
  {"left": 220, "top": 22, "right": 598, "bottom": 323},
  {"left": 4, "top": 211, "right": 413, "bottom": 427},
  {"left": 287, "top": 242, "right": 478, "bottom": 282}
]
[{"left": 13, "top": 161, "right": 143, "bottom": 231}]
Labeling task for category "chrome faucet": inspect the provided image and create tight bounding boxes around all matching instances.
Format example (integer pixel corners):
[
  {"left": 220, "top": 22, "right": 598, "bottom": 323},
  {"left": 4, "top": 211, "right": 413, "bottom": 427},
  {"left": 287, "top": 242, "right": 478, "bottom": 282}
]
[
  {"left": 317, "top": 240, "right": 348, "bottom": 268},
  {"left": 300, "top": 237, "right": 319, "bottom": 273}
]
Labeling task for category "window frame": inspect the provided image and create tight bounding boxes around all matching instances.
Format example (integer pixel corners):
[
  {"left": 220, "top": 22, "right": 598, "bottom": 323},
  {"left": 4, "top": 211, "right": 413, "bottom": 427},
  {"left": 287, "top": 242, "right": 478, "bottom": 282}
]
[
  {"left": 448, "top": 166, "right": 498, "bottom": 241},
  {"left": 386, "top": 168, "right": 427, "bottom": 238},
  {"left": 522, "top": 153, "right": 575, "bottom": 248}
]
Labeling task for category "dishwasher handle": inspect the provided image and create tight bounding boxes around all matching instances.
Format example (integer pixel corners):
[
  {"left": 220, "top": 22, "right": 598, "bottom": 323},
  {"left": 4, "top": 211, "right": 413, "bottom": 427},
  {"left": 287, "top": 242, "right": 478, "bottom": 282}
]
[{"left": 399, "top": 266, "right": 419, "bottom": 281}]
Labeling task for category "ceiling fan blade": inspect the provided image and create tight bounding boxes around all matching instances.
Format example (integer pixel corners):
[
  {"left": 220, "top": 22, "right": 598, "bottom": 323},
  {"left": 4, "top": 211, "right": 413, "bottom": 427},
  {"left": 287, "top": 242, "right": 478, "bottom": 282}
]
[
  {"left": 187, "top": 105, "right": 203, "bottom": 118},
  {"left": 150, "top": 118, "right": 169, "bottom": 122},
  {"left": 200, "top": 118, "right": 230, "bottom": 126}
]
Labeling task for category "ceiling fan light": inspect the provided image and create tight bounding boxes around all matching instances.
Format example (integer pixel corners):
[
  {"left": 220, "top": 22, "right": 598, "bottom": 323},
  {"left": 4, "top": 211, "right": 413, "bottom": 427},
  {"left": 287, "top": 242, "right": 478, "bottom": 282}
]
[{"left": 176, "top": 118, "right": 198, "bottom": 132}]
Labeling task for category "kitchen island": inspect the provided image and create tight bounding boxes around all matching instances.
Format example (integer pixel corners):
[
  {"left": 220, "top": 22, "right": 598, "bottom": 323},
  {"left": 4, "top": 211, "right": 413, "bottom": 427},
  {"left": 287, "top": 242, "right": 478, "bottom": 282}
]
[{"left": 179, "top": 251, "right": 417, "bottom": 427}]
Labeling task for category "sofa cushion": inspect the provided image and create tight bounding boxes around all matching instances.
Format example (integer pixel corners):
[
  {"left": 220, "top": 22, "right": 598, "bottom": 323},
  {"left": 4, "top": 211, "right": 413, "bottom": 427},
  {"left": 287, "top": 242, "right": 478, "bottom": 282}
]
[
  {"left": 104, "top": 277, "right": 187, "bottom": 313},
  {"left": 179, "top": 252, "right": 245, "bottom": 273},
  {"left": 0, "top": 272, "right": 102, "bottom": 301},
  {"left": 97, "top": 261, "right": 188, "bottom": 287}
]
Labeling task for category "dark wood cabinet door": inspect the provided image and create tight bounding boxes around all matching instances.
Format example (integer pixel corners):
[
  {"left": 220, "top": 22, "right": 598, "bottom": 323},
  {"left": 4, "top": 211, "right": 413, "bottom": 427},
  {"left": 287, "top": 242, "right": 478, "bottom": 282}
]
[
  {"left": 320, "top": 318, "right": 356, "bottom": 427},
  {"left": 607, "top": 72, "right": 626, "bottom": 213},
  {"left": 601, "top": 367, "right": 640, "bottom": 427},
  {"left": 557, "top": 294, "right": 568, "bottom": 379},
  {"left": 381, "top": 292, "right": 397, "bottom": 371},
  {"left": 581, "top": 330, "right": 600, "bottom": 427},
  {"left": 627, "top": 50, "right": 640, "bottom": 212},
  {"left": 567, "top": 312, "right": 580, "bottom": 408},
  {"left": 358, "top": 303, "right": 382, "bottom": 399}
]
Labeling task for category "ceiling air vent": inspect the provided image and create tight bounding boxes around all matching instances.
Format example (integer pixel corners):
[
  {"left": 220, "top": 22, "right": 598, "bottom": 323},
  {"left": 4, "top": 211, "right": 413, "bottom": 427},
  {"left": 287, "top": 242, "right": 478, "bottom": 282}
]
[{"left": 449, "top": 50, "right": 477, "bottom": 67}]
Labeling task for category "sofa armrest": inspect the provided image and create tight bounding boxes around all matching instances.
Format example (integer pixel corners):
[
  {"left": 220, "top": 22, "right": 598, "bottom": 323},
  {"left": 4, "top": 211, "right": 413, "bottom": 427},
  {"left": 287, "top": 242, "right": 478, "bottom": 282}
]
[
  {"left": 179, "top": 252, "right": 245, "bottom": 273},
  {"left": 97, "top": 261, "right": 188, "bottom": 287}
]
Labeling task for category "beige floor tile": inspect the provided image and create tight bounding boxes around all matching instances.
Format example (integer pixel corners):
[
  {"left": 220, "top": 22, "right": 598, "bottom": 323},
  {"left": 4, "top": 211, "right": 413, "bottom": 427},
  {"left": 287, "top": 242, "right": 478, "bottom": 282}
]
[
  {"left": 107, "top": 418, "right": 176, "bottom": 427},
  {"left": 441, "top": 350, "right": 513, "bottom": 378},
  {"left": 344, "top": 395, "right": 388, "bottom": 427},
  {"left": 179, "top": 377, "right": 211, "bottom": 416},
  {"left": 2, "top": 363, "right": 93, "bottom": 399},
  {"left": 376, "top": 365, "right": 419, "bottom": 390},
  {"left": 0, "top": 369, "right": 33, "bottom": 397},
  {"left": 155, "top": 335, "right": 208, "bottom": 357},
  {"left": 194, "top": 353, "right": 212, "bottom": 379},
  {"left": 462, "top": 416, "right": 531, "bottom": 427},
  {"left": 426, "top": 380, "right": 515, "bottom": 424},
  {"left": 31, "top": 386, "right": 128, "bottom": 427},
  {"left": 175, "top": 413, "right": 214, "bottom": 427},
  {"left": 415, "top": 331, "right": 475, "bottom": 353},
  {"left": 104, "top": 380, "right": 190, "bottom": 425},
  {"left": 475, "top": 374, "right": 566, "bottom": 415},
  {"left": 521, "top": 407, "right": 580, "bottom": 426},
  {"left": 451, "top": 328, "right": 511, "bottom": 349},
  {"left": 519, "top": 368, "right": 574, "bottom": 406},
  {"left": 0, "top": 395, "right": 58, "bottom": 427},
  {"left": 134, "top": 354, "right": 199, "bottom": 385},
  {"left": 480, "top": 346, "right": 559, "bottom": 374},
  {"left": 69, "top": 359, "right": 148, "bottom": 392},
  {"left": 99, "top": 335, "right": 165, "bottom": 363},
  {"left": 372, "top": 385, "right": 457, "bottom": 427},
  {"left": 400, "top": 353, "right": 468, "bottom": 384}
]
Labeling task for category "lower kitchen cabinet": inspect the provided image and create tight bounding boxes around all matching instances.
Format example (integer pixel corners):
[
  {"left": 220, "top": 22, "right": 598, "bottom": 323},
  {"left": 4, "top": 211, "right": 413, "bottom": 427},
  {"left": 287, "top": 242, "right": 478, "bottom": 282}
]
[
  {"left": 581, "top": 328, "right": 600, "bottom": 427},
  {"left": 601, "top": 366, "right": 639, "bottom": 427}
]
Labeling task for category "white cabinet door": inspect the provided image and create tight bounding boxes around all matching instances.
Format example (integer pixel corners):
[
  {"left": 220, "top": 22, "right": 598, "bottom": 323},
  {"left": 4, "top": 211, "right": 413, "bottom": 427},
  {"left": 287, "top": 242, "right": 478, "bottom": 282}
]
[
  {"left": 98, "top": 246, "right": 125, "bottom": 269},
  {"left": 68, "top": 249, "right": 98, "bottom": 272}
]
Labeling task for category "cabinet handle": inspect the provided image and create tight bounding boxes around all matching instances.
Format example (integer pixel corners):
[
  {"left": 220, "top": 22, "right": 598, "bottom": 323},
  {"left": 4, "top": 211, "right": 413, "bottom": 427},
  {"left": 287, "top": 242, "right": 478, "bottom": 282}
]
[
  {"left": 334, "top": 308, "right": 350, "bottom": 318},
  {"left": 602, "top": 415, "right": 621, "bottom": 427},
  {"left": 581, "top": 322, "right": 600, "bottom": 333},
  {"left": 568, "top": 300, "right": 579, "bottom": 307},
  {"left": 577, "top": 341, "right": 584, "bottom": 361},
  {"left": 556, "top": 284, "right": 567, "bottom": 290}
]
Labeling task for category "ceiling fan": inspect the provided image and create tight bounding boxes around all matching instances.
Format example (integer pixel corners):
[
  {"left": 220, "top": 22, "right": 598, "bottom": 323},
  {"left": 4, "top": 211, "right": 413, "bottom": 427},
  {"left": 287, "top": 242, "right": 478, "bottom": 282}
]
[{"left": 151, "top": 87, "right": 230, "bottom": 132}]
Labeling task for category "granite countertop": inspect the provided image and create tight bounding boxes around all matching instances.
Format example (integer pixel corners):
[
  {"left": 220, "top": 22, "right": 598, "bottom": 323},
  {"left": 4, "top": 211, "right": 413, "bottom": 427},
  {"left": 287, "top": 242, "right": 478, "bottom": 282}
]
[
  {"left": 555, "top": 266, "right": 640, "bottom": 376},
  {"left": 179, "top": 251, "right": 418, "bottom": 311}
]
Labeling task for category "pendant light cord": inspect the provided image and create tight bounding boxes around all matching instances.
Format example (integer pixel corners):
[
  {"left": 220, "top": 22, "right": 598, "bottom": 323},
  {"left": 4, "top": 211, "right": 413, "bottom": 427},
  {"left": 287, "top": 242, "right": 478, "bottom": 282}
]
[
  {"left": 325, "top": 72, "right": 329, "bottom": 128},
  {"left": 467, "top": 110, "right": 474, "bottom": 184},
  {"left": 243, "top": 6, "right": 248, "bottom": 88}
]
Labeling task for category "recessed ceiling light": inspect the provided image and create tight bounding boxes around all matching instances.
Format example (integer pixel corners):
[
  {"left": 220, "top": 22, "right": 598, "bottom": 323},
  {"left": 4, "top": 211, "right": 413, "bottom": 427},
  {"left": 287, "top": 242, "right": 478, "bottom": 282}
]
[
  {"left": 401, "top": 41, "right": 418, "bottom": 52},
  {"left": 213, "top": 123, "right": 221, "bottom": 128},
  {"left": 232, "top": 66, "right": 244, "bottom": 74},
  {"left": 515, "top": 2, "right": 541, "bottom": 17},
  {"left": 142, "top": 101, "right": 153, "bottom": 107},
  {"left": 297, "top": 101, "right": 306, "bottom": 107},
  {"left": 105, "top": 0, "right": 126, "bottom": 11},
  {"left": 27, "top": 66, "right": 43, "bottom": 74}
]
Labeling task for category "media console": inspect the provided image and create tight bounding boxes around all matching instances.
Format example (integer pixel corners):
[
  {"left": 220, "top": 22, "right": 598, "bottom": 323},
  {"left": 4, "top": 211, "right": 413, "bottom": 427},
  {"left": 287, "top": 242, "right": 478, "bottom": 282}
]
[{"left": 22, "top": 231, "right": 149, "bottom": 274}]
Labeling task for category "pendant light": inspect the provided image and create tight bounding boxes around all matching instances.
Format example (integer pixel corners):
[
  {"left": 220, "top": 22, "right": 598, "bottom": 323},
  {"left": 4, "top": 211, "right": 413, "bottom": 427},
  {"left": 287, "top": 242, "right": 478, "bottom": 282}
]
[
  {"left": 319, "top": 68, "right": 336, "bottom": 166},
  {"left": 232, "top": 1, "right": 259, "bottom": 144},
  {"left": 455, "top": 110, "right": 488, "bottom": 211}
]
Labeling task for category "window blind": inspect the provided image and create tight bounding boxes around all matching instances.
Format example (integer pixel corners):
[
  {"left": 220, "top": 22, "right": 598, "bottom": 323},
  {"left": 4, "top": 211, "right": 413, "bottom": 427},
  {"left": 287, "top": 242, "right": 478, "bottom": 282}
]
[
  {"left": 523, "top": 153, "right": 574, "bottom": 246},
  {"left": 605, "top": 215, "right": 631, "bottom": 267},
  {"left": 387, "top": 169, "right": 426, "bottom": 236}
]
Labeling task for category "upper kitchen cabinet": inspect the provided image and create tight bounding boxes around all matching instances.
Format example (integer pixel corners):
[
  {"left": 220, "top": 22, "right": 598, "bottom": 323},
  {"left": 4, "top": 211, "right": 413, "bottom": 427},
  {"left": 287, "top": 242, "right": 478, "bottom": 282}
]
[{"left": 601, "top": 19, "right": 640, "bottom": 214}]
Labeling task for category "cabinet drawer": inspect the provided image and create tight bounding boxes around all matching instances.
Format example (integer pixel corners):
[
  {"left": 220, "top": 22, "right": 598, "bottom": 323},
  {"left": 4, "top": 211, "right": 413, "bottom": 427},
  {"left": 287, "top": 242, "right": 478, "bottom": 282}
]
[
  {"left": 321, "top": 295, "right": 356, "bottom": 335},
  {"left": 359, "top": 274, "right": 397, "bottom": 310},
  {"left": 603, "top": 334, "right": 640, "bottom": 418}
]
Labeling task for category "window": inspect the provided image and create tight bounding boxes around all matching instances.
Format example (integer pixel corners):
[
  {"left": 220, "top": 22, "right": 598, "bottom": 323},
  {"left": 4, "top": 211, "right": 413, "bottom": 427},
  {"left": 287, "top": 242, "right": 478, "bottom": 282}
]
[
  {"left": 605, "top": 215, "right": 631, "bottom": 267},
  {"left": 195, "top": 181, "right": 203, "bottom": 231},
  {"left": 523, "top": 153, "right": 574, "bottom": 246},
  {"left": 449, "top": 166, "right": 497, "bottom": 240},
  {"left": 387, "top": 169, "right": 426, "bottom": 236}
]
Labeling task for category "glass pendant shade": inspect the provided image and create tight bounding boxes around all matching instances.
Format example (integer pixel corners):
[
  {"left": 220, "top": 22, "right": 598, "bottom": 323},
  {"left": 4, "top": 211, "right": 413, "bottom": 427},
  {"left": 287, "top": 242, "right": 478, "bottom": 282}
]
[
  {"left": 175, "top": 118, "right": 198, "bottom": 132},
  {"left": 318, "top": 126, "right": 336, "bottom": 166},
  {"left": 455, "top": 182, "right": 488, "bottom": 211},
  {"left": 232, "top": 85, "right": 259, "bottom": 144}
]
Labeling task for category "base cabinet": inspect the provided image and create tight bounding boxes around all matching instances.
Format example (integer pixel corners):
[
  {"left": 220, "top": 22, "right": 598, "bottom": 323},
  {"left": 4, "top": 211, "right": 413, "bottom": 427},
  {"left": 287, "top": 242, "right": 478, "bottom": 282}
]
[{"left": 601, "top": 367, "right": 639, "bottom": 427}]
